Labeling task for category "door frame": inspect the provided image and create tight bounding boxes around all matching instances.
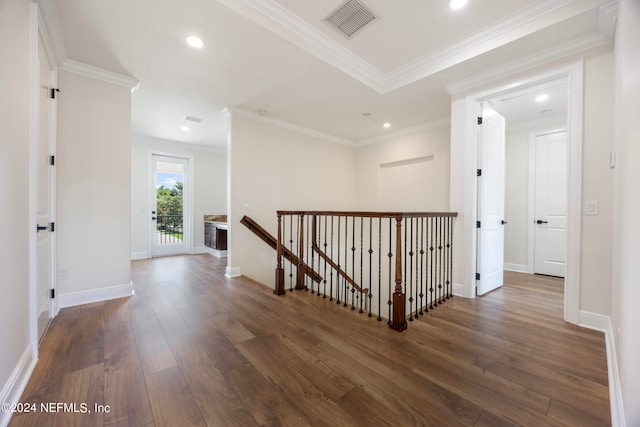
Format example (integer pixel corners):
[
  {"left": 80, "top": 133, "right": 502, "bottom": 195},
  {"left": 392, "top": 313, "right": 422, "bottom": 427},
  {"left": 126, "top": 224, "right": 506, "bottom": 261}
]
[
  {"left": 147, "top": 151, "right": 194, "bottom": 257},
  {"left": 527, "top": 126, "right": 568, "bottom": 275},
  {"left": 457, "top": 60, "right": 583, "bottom": 324},
  {"left": 29, "top": 3, "right": 58, "bottom": 349}
]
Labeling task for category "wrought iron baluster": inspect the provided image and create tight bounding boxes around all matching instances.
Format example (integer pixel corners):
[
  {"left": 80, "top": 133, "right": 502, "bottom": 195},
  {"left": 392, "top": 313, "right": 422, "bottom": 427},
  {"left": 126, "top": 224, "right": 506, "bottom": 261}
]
[
  {"left": 420, "top": 216, "right": 426, "bottom": 314},
  {"left": 350, "top": 216, "right": 356, "bottom": 310},
  {"left": 387, "top": 218, "right": 393, "bottom": 325},
  {"left": 330, "top": 215, "right": 334, "bottom": 302},
  {"left": 407, "top": 218, "right": 413, "bottom": 321},
  {"left": 323, "top": 215, "right": 328, "bottom": 298},
  {"left": 359, "top": 217, "right": 364, "bottom": 314},
  {"left": 377, "top": 218, "right": 382, "bottom": 321},
  {"left": 336, "top": 216, "right": 341, "bottom": 304},
  {"left": 368, "top": 217, "right": 373, "bottom": 318},
  {"left": 429, "top": 217, "right": 435, "bottom": 309}
]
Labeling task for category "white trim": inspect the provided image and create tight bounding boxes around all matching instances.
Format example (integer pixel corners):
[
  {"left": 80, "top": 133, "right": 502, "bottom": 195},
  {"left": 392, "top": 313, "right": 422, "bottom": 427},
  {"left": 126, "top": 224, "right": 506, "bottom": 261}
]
[
  {"left": 59, "top": 59, "right": 139, "bottom": 91},
  {"left": 357, "top": 118, "right": 450, "bottom": 146},
  {"left": 227, "top": 107, "right": 354, "bottom": 146},
  {"left": 130, "top": 251, "right": 148, "bottom": 260},
  {"left": 606, "top": 320, "right": 625, "bottom": 427},
  {"left": 445, "top": 2, "right": 617, "bottom": 95},
  {"left": 456, "top": 61, "right": 583, "bottom": 325},
  {"left": 578, "top": 310, "right": 610, "bottom": 332},
  {"left": 218, "top": 0, "right": 614, "bottom": 94},
  {"left": 58, "top": 282, "right": 134, "bottom": 309},
  {"left": 504, "top": 263, "right": 529, "bottom": 273},
  {"left": 577, "top": 314, "right": 625, "bottom": 427},
  {"left": 0, "top": 344, "right": 38, "bottom": 427},
  {"left": 35, "top": 0, "right": 67, "bottom": 66},
  {"left": 452, "top": 282, "right": 464, "bottom": 297},
  {"left": 225, "top": 266, "right": 242, "bottom": 278}
]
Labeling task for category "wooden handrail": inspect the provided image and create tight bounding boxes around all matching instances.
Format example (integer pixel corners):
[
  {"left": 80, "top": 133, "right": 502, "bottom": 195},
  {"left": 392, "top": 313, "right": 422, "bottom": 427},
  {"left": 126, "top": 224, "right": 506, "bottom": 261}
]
[
  {"left": 240, "top": 216, "right": 322, "bottom": 288},
  {"left": 278, "top": 210, "right": 458, "bottom": 219}
]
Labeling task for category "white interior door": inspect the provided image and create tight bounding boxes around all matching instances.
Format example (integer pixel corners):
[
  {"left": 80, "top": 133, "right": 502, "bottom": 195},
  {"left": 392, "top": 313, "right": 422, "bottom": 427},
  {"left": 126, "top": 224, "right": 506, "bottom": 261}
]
[
  {"left": 36, "top": 30, "right": 56, "bottom": 342},
  {"left": 477, "top": 107, "right": 506, "bottom": 295},
  {"left": 534, "top": 131, "right": 567, "bottom": 277},
  {"left": 151, "top": 155, "right": 190, "bottom": 257}
]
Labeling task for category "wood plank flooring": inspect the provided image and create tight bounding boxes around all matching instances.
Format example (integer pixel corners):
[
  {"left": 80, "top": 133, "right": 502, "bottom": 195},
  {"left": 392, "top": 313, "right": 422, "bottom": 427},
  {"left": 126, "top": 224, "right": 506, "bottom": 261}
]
[{"left": 10, "top": 255, "right": 610, "bottom": 426}]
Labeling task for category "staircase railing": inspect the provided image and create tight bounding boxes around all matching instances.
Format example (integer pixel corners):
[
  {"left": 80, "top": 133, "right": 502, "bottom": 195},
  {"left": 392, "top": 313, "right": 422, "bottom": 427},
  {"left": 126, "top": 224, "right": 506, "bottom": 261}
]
[{"left": 273, "top": 211, "right": 457, "bottom": 332}]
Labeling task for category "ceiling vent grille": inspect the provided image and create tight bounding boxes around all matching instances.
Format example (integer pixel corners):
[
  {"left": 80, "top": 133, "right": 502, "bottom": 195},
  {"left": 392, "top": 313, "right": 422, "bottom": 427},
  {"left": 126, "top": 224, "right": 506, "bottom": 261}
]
[
  {"left": 184, "top": 115, "right": 203, "bottom": 123},
  {"left": 325, "top": 0, "right": 376, "bottom": 38}
]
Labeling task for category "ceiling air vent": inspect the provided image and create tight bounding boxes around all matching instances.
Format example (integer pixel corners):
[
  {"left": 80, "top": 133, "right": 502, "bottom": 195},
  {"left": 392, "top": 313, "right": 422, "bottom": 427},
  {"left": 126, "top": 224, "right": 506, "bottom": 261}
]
[
  {"left": 325, "top": 0, "right": 377, "bottom": 38},
  {"left": 184, "top": 115, "right": 203, "bottom": 123}
]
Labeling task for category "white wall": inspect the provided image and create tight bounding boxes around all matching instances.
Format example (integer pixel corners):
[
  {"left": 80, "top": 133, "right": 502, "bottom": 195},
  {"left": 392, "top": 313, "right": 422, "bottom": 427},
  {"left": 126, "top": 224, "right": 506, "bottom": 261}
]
[
  {"left": 581, "top": 53, "right": 614, "bottom": 316},
  {"left": 612, "top": 0, "right": 640, "bottom": 424},
  {"left": 228, "top": 115, "right": 356, "bottom": 286},
  {"left": 355, "top": 125, "right": 450, "bottom": 211},
  {"left": 56, "top": 70, "right": 132, "bottom": 304},
  {"left": 504, "top": 129, "right": 530, "bottom": 270},
  {"left": 130, "top": 136, "right": 227, "bottom": 259},
  {"left": 0, "top": 1, "right": 33, "bottom": 423}
]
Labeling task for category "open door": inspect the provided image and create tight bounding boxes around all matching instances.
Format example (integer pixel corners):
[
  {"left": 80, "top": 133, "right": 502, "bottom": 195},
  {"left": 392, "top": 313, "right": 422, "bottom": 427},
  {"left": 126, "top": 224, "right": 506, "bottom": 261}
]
[{"left": 477, "top": 106, "right": 506, "bottom": 295}]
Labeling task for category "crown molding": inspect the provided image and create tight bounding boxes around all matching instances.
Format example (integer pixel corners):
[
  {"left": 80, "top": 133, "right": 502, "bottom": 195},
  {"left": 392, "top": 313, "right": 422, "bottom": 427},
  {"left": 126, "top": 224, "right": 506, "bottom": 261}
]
[
  {"left": 445, "top": 1, "right": 617, "bottom": 95},
  {"left": 60, "top": 60, "right": 140, "bottom": 91},
  {"left": 217, "top": 0, "right": 615, "bottom": 94},
  {"left": 226, "top": 107, "right": 355, "bottom": 146},
  {"left": 216, "top": 0, "right": 386, "bottom": 92},
  {"left": 356, "top": 118, "right": 451, "bottom": 147},
  {"left": 37, "top": 0, "right": 68, "bottom": 66}
]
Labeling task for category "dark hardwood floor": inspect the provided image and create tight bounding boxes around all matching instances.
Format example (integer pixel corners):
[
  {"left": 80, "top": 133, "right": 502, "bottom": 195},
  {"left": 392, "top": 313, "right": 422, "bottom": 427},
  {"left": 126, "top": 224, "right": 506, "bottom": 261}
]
[{"left": 10, "top": 255, "right": 610, "bottom": 426}]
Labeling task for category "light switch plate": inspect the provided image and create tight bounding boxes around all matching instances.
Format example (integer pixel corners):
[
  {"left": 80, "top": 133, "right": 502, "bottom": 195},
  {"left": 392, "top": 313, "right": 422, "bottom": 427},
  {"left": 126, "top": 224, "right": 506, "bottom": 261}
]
[{"left": 585, "top": 201, "right": 599, "bottom": 216}]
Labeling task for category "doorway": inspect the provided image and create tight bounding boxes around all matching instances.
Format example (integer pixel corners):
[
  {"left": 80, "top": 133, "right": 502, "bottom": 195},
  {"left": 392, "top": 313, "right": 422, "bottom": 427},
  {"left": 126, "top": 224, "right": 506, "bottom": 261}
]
[
  {"left": 150, "top": 154, "right": 191, "bottom": 257},
  {"left": 32, "top": 10, "right": 57, "bottom": 345},
  {"left": 456, "top": 61, "right": 583, "bottom": 324}
]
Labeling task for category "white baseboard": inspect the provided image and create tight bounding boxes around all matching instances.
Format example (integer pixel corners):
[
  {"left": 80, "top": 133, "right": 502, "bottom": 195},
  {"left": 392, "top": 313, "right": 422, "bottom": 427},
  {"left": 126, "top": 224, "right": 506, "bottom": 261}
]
[
  {"left": 578, "top": 311, "right": 625, "bottom": 427},
  {"left": 225, "top": 266, "right": 241, "bottom": 278},
  {"left": 130, "top": 251, "right": 148, "bottom": 260},
  {"left": 504, "top": 263, "right": 529, "bottom": 273},
  {"left": 58, "top": 282, "right": 135, "bottom": 309},
  {"left": 452, "top": 282, "right": 464, "bottom": 297},
  {"left": 605, "top": 318, "right": 625, "bottom": 427},
  {"left": 0, "top": 343, "right": 38, "bottom": 427}
]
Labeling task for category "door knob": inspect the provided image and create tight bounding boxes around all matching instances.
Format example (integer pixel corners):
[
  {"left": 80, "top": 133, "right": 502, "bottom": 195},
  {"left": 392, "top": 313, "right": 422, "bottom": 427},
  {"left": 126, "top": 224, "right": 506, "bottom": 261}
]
[
  {"left": 536, "top": 220, "right": 548, "bottom": 224},
  {"left": 501, "top": 220, "right": 508, "bottom": 225}
]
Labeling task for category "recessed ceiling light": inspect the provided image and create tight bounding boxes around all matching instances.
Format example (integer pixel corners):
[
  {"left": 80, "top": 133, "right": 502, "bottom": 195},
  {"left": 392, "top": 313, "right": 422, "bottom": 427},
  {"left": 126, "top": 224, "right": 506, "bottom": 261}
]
[
  {"left": 180, "top": 126, "right": 190, "bottom": 132},
  {"left": 186, "top": 35, "right": 204, "bottom": 49},
  {"left": 535, "top": 94, "right": 549, "bottom": 103},
  {"left": 449, "top": 0, "right": 468, "bottom": 10},
  {"left": 383, "top": 122, "right": 391, "bottom": 128}
]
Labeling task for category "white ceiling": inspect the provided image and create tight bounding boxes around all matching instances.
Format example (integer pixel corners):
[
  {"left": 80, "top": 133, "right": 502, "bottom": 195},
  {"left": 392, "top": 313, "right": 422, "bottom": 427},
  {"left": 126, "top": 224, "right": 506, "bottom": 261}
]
[{"left": 47, "top": 0, "right": 616, "bottom": 149}]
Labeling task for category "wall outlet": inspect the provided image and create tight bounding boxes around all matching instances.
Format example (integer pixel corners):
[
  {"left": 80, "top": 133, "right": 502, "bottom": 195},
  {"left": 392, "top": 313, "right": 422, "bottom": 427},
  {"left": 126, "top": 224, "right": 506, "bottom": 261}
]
[{"left": 57, "top": 269, "right": 68, "bottom": 280}]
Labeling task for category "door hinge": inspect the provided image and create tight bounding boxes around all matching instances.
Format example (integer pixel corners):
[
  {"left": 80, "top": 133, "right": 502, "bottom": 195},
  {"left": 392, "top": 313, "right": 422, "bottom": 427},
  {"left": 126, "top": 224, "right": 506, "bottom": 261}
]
[
  {"left": 50, "top": 289, "right": 55, "bottom": 299},
  {"left": 477, "top": 169, "right": 482, "bottom": 176},
  {"left": 477, "top": 116, "right": 483, "bottom": 125},
  {"left": 476, "top": 220, "right": 481, "bottom": 228},
  {"left": 50, "top": 155, "right": 55, "bottom": 166},
  {"left": 50, "top": 88, "right": 60, "bottom": 99},
  {"left": 50, "top": 222, "right": 55, "bottom": 232},
  {"left": 475, "top": 273, "right": 480, "bottom": 280}
]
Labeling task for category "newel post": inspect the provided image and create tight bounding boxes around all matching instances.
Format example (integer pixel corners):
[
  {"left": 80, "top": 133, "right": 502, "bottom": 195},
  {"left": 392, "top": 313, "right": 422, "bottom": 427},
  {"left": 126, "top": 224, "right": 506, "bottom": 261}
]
[
  {"left": 296, "top": 214, "right": 306, "bottom": 290},
  {"left": 274, "top": 212, "right": 285, "bottom": 295},
  {"left": 391, "top": 215, "right": 407, "bottom": 332}
]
